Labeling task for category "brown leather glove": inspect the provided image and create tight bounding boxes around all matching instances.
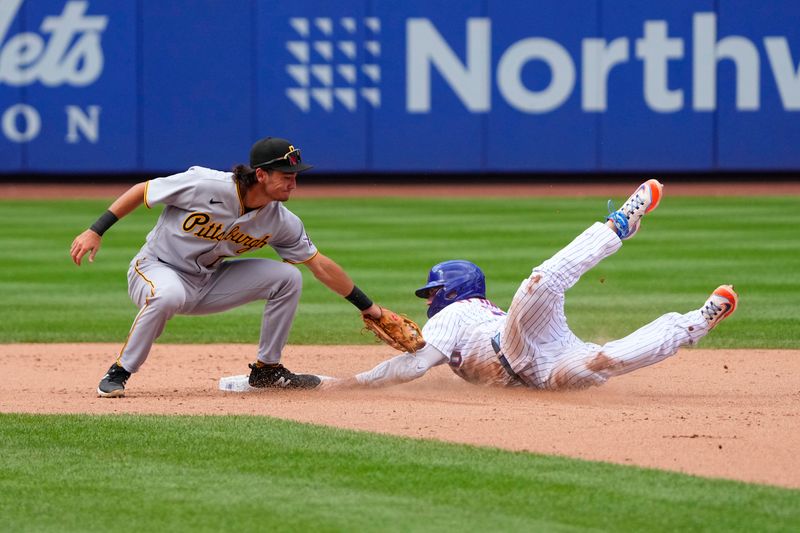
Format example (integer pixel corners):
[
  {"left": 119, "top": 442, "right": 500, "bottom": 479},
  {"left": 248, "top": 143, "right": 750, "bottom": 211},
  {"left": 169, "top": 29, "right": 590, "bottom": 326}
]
[{"left": 362, "top": 307, "right": 426, "bottom": 353}]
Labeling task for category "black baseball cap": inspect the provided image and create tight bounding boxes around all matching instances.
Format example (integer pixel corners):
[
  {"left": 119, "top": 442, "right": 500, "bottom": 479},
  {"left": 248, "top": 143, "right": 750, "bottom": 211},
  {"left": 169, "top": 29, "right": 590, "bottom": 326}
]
[{"left": 249, "top": 137, "right": 313, "bottom": 173}]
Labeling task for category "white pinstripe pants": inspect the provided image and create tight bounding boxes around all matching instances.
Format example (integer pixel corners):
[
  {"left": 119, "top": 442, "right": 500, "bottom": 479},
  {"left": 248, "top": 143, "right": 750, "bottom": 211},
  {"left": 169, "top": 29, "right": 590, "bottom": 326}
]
[{"left": 502, "top": 222, "right": 708, "bottom": 390}]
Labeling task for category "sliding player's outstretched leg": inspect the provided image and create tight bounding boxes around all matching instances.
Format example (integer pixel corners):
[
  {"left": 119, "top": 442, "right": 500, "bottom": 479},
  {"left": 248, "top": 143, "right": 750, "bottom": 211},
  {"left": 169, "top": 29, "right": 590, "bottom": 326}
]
[
  {"left": 527, "top": 177, "right": 665, "bottom": 300},
  {"left": 547, "top": 284, "right": 739, "bottom": 389},
  {"left": 502, "top": 179, "right": 665, "bottom": 385}
]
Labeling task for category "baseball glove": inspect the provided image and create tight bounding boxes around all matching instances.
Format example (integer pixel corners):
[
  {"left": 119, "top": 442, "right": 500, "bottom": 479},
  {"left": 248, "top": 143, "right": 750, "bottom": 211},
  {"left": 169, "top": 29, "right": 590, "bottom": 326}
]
[{"left": 363, "top": 307, "right": 425, "bottom": 353}]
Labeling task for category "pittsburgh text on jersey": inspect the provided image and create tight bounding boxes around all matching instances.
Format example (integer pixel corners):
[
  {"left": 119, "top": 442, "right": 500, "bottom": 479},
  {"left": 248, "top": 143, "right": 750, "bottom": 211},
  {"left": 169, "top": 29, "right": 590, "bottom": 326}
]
[{"left": 182, "top": 212, "right": 270, "bottom": 254}]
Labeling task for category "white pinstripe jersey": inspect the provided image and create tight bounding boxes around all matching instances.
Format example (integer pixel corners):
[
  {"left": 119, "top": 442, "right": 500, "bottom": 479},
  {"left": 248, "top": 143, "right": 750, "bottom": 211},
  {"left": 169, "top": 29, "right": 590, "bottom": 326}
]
[
  {"left": 408, "top": 223, "right": 709, "bottom": 391},
  {"left": 140, "top": 166, "right": 317, "bottom": 275},
  {"left": 422, "top": 298, "right": 521, "bottom": 387}
]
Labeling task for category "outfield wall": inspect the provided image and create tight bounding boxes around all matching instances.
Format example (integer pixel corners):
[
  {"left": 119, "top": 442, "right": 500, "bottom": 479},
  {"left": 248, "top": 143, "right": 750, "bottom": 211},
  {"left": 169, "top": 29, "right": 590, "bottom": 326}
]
[{"left": 1, "top": 0, "right": 799, "bottom": 175}]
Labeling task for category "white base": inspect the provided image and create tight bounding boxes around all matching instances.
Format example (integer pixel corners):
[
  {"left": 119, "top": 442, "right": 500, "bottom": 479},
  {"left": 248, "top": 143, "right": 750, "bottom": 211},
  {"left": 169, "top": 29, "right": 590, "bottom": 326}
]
[
  {"left": 218, "top": 375, "right": 254, "bottom": 392},
  {"left": 218, "top": 374, "right": 335, "bottom": 392}
]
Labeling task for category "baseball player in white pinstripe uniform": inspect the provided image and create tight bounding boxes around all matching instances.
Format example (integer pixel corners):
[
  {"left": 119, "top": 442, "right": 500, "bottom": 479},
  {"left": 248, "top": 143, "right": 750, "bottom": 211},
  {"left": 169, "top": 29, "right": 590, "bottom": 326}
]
[
  {"left": 331, "top": 180, "right": 739, "bottom": 390},
  {"left": 71, "top": 137, "right": 391, "bottom": 397}
]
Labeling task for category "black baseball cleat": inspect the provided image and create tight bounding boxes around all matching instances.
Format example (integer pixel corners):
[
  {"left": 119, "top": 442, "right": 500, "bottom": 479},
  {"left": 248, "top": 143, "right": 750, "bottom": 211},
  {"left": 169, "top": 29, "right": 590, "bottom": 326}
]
[
  {"left": 248, "top": 363, "right": 321, "bottom": 390},
  {"left": 97, "top": 362, "right": 131, "bottom": 398}
]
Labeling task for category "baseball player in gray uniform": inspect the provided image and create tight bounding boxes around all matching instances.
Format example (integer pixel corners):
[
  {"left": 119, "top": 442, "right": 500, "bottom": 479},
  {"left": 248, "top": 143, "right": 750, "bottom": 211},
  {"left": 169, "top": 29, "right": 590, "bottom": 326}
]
[
  {"left": 71, "top": 137, "right": 387, "bottom": 397},
  {"left": 329, "top": 180, "right": 739, "bottom": 391}
]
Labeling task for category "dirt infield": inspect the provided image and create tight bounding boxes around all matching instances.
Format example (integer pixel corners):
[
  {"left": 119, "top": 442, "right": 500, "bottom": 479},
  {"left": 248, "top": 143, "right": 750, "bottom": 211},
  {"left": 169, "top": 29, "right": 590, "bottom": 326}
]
[
  {"left": 1, "top": 343, "right": 798, "bottom": 488},
  {"left": 4, "top": 180, "right": 798, "bottom": 489}
]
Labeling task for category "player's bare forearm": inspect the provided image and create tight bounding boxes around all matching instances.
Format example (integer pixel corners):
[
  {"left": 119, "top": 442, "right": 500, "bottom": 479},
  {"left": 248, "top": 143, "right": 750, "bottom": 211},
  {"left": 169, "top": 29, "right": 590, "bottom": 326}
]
[
  {"left": 108, "top": 181, "right": 147, "bottom": 218},
  {"left": 305, "top": 253, "right": 381, "bottom": 317},
  {"left": 70, "top": 182, "right": 147, "bottom": 266},
  {"left": 305, "top": 253, "right": 354, "bottom": 294}
]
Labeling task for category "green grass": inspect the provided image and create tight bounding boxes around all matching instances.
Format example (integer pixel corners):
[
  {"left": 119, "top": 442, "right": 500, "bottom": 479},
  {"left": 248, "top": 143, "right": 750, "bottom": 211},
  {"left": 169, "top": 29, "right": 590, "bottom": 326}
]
[
  {"left": 1, "top": 414, "right": 797, "bottom": 532},
  {"left": 2, "top": 196, "right": 798, "bottom": 530},
  {"left": 0, "top": 195, "right": 798, "bottom": 347}
]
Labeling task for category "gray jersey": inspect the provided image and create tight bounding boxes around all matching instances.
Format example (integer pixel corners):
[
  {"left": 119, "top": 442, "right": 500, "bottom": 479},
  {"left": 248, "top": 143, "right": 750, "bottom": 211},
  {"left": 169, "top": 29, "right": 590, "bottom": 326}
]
[{"left": 140, "top": 166, "right": 317, "bottom": 274}]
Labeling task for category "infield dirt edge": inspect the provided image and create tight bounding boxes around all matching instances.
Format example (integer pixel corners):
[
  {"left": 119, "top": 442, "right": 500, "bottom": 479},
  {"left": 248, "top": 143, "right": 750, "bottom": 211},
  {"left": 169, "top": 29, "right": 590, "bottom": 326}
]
[{"left": 2, "top": 343, "right": 797, "bottom": 489}]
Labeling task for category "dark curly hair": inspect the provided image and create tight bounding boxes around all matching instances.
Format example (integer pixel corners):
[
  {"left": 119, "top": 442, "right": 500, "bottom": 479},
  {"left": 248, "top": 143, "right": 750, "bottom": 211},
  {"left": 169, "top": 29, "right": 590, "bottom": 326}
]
[{"left": 232, "top": 164, "right": 258, "bottom": 189}]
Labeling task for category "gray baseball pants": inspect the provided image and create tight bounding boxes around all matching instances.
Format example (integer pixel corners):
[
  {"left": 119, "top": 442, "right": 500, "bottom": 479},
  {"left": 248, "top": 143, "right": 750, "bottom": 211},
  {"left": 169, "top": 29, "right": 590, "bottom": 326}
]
[{"left": 119, "top": 255, "right": 302, "bottom": 372}]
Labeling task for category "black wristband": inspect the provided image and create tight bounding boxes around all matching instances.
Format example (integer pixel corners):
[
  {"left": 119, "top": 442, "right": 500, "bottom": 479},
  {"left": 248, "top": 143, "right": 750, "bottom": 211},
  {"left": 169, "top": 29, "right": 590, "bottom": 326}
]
[
  {"left": 345, "top": 285, "right": 374, "bottom": 311},
  {"left": 89, "top": 210, "right": 119, "bottom": 236}
]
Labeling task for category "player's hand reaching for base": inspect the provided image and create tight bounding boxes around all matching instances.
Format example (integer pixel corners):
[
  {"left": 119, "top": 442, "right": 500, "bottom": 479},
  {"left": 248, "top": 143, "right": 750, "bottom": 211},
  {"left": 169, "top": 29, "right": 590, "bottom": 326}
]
[{"left": 70, "top": 229, "right": 102, "bottom": 266}]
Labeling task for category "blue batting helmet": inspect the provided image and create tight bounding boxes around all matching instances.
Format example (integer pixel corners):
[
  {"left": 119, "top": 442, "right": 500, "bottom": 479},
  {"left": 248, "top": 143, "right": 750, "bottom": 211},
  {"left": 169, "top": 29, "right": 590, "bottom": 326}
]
[{"left": 415, "top": 260, "right": 486, "bottom": 318}]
